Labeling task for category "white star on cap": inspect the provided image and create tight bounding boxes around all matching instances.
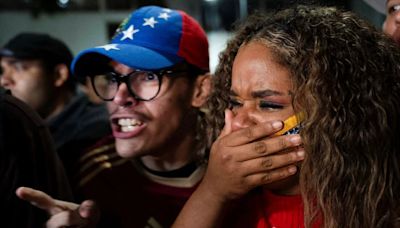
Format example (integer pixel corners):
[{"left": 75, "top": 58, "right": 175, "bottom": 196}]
[
  {"left": 121, "top": 25, "right": 139, "bottom": 41},
  {"left": 97, "top": 44, "right": 120, "bottom": 51},
  {"left": 143, "top": 17, "right": 158, "bottom": 28},
  {"left": 158, "top": 12, "right": 170, "bottom": 20}
]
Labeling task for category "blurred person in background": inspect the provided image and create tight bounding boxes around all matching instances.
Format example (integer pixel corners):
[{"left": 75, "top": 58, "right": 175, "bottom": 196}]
[
  {"left": 364, "top": 0, "right": 400, "bottom": 45},
  {"left": 0, "top": 88, "right": 73, "bottom": 228},
  {"left": 0, "top": 33, "right": 111, "bottom": 196}
]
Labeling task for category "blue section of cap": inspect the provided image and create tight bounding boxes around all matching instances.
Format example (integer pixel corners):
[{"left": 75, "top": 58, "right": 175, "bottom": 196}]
[
  {"left": 71, "top": 5, "right": 185, "bottom": 77},
  {"left": 113, "top": 6, "right": 182, "bottom": 54},
  {"left": 71, "top": 43, "right": 183, "bottom": 74}
]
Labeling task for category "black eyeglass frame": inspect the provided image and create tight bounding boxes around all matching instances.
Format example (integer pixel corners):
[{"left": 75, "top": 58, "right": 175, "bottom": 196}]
[{"left": 89, "top": 68, "right": 191, "bottom": 102}]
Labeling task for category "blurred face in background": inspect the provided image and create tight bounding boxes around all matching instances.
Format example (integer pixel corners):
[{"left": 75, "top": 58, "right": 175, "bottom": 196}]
[
  {"left": 0, "top": 57, "right": 55, "bottom": 117},
  {"left": 383, "top": 0, "right": 400, "bottom": 45}
]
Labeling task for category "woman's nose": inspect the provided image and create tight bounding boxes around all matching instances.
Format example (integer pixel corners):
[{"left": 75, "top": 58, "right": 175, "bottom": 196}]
[{"left": 231, "top": 107, "right": 258, "bottom": 132}]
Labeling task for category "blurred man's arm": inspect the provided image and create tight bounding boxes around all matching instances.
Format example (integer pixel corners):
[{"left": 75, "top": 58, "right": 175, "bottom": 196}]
[{"left": 16, "top": 187, "right": 99, "bottom": 228}]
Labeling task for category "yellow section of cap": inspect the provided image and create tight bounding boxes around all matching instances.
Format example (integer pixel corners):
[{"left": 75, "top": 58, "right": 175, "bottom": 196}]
[{"left": 274, "top": 113, "right": 304, "bottom": 136}]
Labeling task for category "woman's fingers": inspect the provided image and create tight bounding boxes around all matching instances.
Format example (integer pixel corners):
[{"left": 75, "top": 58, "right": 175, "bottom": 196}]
[
  {"left": 243, "top": 165, "right": 299, "bottom": 188},
  {"left": 220, "top": 121, "right": 283, "bottom": 147},
  {"left": 232, "top": 134, "right": 303, "bottom": 161}
]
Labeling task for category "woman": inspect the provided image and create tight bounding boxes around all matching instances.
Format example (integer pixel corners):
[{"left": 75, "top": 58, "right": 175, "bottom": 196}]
[{"left": 174, "top": 5, "right": 400, "bottom": 228}]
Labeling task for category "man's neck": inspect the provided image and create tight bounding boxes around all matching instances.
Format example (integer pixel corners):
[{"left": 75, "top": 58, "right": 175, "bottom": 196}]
[
  {"left": 44, "top": 89, "right": 74, "bottom": 121},
  {"left": 139, "top": 134, "right": 200, "bottom": 172}
]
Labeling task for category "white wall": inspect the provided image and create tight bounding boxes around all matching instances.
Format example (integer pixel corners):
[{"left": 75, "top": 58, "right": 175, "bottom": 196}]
[
  {"left": 0, "top": 11, "right": 130, "bottom": 55},
  {"left": 0, "top": 9, "right": 230, "bottom": 73}
]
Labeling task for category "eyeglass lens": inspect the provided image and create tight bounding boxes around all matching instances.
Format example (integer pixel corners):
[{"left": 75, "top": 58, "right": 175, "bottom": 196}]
[{"left": 92, "top": 71, "right": 161, "bottom": 101}]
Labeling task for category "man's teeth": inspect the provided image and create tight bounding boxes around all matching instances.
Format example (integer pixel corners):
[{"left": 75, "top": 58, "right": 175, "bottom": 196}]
[{"left": 118, "top": 118, "right": 143, "bottom": 132}]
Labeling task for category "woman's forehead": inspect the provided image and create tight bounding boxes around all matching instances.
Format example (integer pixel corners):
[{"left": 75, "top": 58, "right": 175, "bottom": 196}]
[{"left": 231, "top": 42, "right": 292, "bottom": 95}]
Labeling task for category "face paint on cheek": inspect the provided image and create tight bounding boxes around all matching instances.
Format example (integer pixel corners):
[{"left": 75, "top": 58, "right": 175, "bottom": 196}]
[{"left": 273, "top": 113, "right": 303, "bottom": 136}]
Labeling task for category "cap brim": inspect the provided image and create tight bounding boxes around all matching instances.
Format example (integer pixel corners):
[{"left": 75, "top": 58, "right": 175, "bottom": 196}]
[
  {"left": 0, "top": 48, "right": 15, "bottom": 57},
  {"left": 363, "top": 0, "right": 385, "bottom": 14},
  {"left": 71, "top": 43, "right": 183, "bottom": 78},
  {"left": 0, "top": 49, "right": 44, "bottom": 60}
]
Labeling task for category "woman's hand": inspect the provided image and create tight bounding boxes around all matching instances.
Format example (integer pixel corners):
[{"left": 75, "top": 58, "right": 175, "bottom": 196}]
[
  {"left": 173, "top": 109, "right": 304, "bottom": 228},
  {"left": 201, "top": 109, "right": 304, "bottom": 203}
]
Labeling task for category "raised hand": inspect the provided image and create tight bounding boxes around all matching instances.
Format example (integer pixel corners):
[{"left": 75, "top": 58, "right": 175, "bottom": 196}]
[
  {"left": 173, "top": 109, "right": 304, "bottom": 228},
  {"left": 199, "top": 109, "right": 304, "bottom": 202},
  {"left": 16, "top": 187, "right": 99, "bottom": 228}
]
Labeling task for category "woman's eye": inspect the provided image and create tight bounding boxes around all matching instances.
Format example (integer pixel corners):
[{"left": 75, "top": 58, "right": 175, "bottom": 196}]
[
  {"left": 259, "top": 101, "right": 284, "bottom": 110},
  {"left": 228, "top": 99, "right": 242, "bottom": 109}
]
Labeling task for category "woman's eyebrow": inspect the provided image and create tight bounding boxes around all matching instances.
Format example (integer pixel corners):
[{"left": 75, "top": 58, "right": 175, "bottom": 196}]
[
  {"left": 229, "top": 90, "right": 238, "bottom": 96},
  {"left": 229, "top": 89, "right": 291, "bottom": 98},
  {"left": 251, "top": 89, "right": 286, "bottom": 98}
]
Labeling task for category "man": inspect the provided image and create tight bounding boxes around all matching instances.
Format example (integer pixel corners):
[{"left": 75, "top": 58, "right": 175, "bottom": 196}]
[
  {"left": 0, "top": 33, "right": 111, "bottom": 192},
  {"left": 20, "top": 6, "right": 211, "bottom": 228},
  {"left": 16, "top": 5, "right": 303, "bottom": 228}
]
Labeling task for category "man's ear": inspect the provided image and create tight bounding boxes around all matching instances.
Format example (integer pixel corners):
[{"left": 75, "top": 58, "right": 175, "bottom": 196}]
[
  {"left": 191, "top": 73, "right": 211, "bottom": 108},
  {"left": 53, "top": 64, "right": 69, "bottom": 87}
]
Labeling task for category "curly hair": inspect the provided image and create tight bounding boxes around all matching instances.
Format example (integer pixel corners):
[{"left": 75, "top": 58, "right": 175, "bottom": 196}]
[{"left": 207, "top": 5, "right": 400, "bottom": 228}]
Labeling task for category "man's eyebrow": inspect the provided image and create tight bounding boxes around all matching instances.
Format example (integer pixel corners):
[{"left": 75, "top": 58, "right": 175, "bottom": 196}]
[{"left": 6, "top": 59, "right": 20, "bottom": 64}]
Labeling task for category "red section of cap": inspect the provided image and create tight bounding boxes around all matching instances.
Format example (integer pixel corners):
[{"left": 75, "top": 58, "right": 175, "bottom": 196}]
[{"left": 177, "top": 11, "right": 209, "bottom": 71}]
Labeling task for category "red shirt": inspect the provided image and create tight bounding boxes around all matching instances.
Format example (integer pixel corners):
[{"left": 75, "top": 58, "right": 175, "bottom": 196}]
[
  {"left": 76, "top": 135, "right": 206, "bottom": 228},
  {"left": 257, "top": 190, "right": 304, "bottom": 228},
  {"left": 226, "top": 188, "right": 320, "bottom": 228}
]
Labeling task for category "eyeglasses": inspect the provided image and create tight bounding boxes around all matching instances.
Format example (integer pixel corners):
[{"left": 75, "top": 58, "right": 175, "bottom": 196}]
[{"left": 90, "top": 68, "right": 188, "bottom": 101}]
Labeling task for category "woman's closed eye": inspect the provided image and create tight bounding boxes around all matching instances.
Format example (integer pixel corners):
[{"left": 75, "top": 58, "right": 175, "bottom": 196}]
[
  {"left": 228, "top": 98, "right": 242, "bottom": 110},
  {"left": 259, "top": 100, "right": 284, "bottom": 110}
]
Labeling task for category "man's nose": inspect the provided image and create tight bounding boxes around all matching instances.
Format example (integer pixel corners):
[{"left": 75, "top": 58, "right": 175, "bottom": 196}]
[
  {"left": 393, "top": 9, "right": 400, "bottom": 25},
  {"left": 112, "top": 83, "right": 139, "bottom": 107},
  {"left": 0, "top": 67, "right": 14, "bottom": 88}
]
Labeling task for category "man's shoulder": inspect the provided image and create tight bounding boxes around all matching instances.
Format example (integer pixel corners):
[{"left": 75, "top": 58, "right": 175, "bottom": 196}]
[
  {"left": 69, "top": 92, "right": 110, "bottom": 124},
  {"left": 74, "top": 135, "right": 128, "bottom": 187},
  {"left": 0, "top": 89, "right": 46, "bottom": 129},
  {"left": 55, "top": 92, "right": 111, "bottom": 145}
]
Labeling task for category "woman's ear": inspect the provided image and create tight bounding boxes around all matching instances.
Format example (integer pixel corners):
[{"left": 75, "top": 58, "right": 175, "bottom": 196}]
[
  {"left": 53, "top": 64, "right": 69, "bottom": 87},
  {"left": 191, "top": 73, "right": 211, "bottom": 108}
]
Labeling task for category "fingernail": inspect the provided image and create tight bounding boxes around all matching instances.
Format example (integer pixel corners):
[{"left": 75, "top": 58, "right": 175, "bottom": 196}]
[
  {"left": 272, "top": 121, "right": 283, "bottom": 129},
  {"left": 289, "top": 166, "right": 297, "bottom": 173},
  {"left": 290, "top": 135, "right": 301, "bottom": 144},
  {"left": 297, "top": 150, "right": 305, "bottom": 158}
]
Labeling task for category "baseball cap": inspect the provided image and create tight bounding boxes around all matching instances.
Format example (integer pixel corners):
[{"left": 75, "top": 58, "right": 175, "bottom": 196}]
[
  {"left": 0, "top": 32, "right": 73, "bottom": 65},
  {"left": 363, "top": 0, "right": 386, "bottom": 14},
  {"left": 72, "top": 5, "right": 209, "bottom": 78}
]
